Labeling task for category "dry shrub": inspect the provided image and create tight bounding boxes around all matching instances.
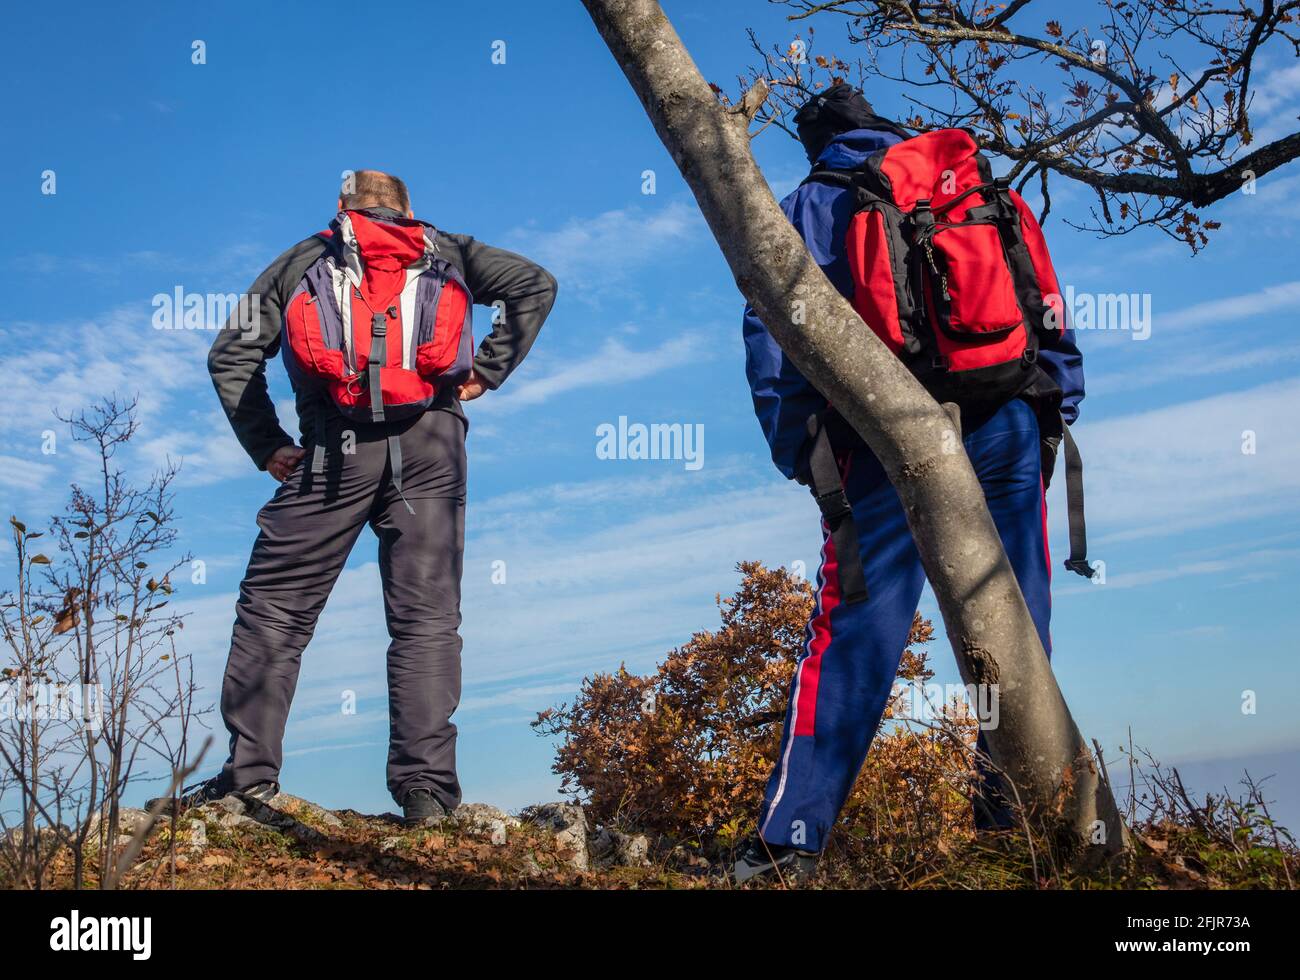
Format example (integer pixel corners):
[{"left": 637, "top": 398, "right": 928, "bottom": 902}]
[{"left": 534, "top": 561, "right": 978, "bottom": 871}]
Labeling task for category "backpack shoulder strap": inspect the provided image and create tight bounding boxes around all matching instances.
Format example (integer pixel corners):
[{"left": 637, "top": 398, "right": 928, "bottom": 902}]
[
  {"left": 1060, "top": 424, "right": 1093, "bottom": 578},
  {"left": 800, "top": 166, "right": 861, "bottom": 190}
]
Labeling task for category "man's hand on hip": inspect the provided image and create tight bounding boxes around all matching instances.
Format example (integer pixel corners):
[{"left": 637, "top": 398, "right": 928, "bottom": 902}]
[
  {"left": 267, "top": 445, "right": 306, "bottom": 482},
  {"left": 457, "top": 368, "right": 488, "bottom": 402}
]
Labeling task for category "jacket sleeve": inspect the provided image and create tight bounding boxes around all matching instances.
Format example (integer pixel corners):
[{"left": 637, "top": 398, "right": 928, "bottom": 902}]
[
  {"left": 743, "top": 183, "right": 857, "bottom": 479},
  {"left": 1039, "top": 327, "right": 1085, "bottom": 425},
  {"left": 207, "top": 238, "right": 321, "bottom": 470},
  {"left": 450, "top": 234, "right": 558, "bottom": 390}
]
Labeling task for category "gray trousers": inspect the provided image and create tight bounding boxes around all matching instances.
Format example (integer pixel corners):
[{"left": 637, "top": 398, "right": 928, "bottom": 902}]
[{"left": 219, "top": 408, "right": 466, "bottom": 808}]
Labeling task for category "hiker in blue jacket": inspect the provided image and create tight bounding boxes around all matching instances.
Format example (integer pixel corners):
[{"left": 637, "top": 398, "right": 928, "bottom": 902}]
[{"left": 733, "top": 85, "right": 1085, "bottom": 884}]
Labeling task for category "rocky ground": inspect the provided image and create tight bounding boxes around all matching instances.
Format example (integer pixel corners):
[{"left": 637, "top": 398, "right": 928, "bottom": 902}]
[
  {"left": 19, "top": 789, "right": 1293, "bottom": 890},
  {"left": 61, "top": 793, "right": 709, "bottom": 890}
]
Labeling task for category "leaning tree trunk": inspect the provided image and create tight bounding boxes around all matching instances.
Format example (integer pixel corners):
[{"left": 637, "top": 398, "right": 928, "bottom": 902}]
[{"left": 581, "top": 0, "right": 1127, "bottom": 863}]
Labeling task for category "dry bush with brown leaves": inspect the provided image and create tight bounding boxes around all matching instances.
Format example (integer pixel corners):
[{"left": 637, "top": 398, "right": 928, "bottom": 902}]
[{"left": 534, "top": 561, "right": 978, "bottom": 868}]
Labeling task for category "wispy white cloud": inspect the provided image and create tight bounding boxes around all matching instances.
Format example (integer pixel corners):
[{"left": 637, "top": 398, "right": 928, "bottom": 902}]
[
  {"left": 13, "top": 241, "right": 270, "bottom": 285},
  {"left": 0, "top": 276, "right": 300, "bottom": 495},
  {"left": 0, "top": 305, "right": 216, "bottom": 493},
  {"left": 283, "top": 740, "right": 384, "bottom": 760},
  {"left": 1057, "top": 376, "right": 1300, "bottom": 546},
  {"left": 0, "top": 454, "right": 57, "bottom": 490},
  {"left": 503, "top": 201, "right": 702, "bottom": 301},
  {"left": 472, "top": 334, "right": 705, "bottom": 415},
  {"left": 1088, "top": 340, "right": 1300, "bottom": 395},
  {"left": 1065, "top": 279, "right": 1300, "bottom": 356},
  {"left": 1214, "top": 170, "right": 1300, "bottom": 239},
  {"left": 472, "top": 460, "right": 753, "bottom": 521},
  {"left": 1055, "top": 550, "right": 1296, "bottom": 596},
  {"left": 1162, "top": 280, "right": 1300, "bottom": 331},
  {"left": 133, "top": 409, "right": 257, "bottom": 488},
  {"left": 1246, "top": 57, "right": 1300, "bottom": 144},
  {"left": 459, "top": 683, "right": 584, "bottom": 714}
]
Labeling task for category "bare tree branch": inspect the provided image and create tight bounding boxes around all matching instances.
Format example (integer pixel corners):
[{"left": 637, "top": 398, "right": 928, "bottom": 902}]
[{"left": 732, "top": 0, "right": 1300, "bottom": 251}]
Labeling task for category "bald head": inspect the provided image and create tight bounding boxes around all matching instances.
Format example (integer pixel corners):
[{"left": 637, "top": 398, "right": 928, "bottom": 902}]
[{"left": 339, "top": 170, "right": 412, "bottom": 215}]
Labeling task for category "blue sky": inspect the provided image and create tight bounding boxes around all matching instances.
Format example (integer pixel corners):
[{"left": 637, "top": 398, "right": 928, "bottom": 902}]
[{"left": 3, "top": 0, "right": 1299, "bottom": 827}]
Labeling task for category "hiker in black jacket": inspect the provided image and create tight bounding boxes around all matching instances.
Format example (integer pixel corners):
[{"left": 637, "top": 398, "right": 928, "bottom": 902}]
[{"left": 193, "top": 170, "right": 557, "bottom": 825}]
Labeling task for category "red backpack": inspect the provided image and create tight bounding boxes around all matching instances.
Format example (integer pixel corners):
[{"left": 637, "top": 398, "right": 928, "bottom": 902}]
[
  {"left": 283, "top": 210, "right": 473, "bottom": 419},
  {"left": 801, "top": 129, "right": 1090, "bottom": 603},
  {"left": 810, "top": 127, "right": 1065, "bottom": 406},
  {"left": 282, "top": 209, "right": 474, "bottom": 509}
]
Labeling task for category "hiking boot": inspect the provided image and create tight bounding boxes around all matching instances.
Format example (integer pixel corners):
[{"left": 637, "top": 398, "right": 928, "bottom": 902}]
[
  {"left": 732, "top": 835, "right": 819, "bottom": 885},
  {"left": 166, "top": 775, "right": 279, "bottom": 813},
  {"left": 402, "top": 788, "right": 449, "bottom": 827}
]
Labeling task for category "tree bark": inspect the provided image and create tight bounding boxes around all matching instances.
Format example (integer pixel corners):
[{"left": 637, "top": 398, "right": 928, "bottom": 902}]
[{"left": 581, "top": 0, "right": 1127, "bottom": 863}]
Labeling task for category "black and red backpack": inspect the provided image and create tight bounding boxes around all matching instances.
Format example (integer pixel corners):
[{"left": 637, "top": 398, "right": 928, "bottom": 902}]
[
  {"left": 801, "top": 128, "right": 1090, "bottom": 602},
  {"left": 814, "top": 127, "right": 1065, "bottom": 407},
  {"left": 282, "top": 209, "right": 473, "bottom": 509}
]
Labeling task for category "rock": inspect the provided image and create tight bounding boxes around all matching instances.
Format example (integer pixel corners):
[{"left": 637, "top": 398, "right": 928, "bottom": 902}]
[
  {"left": 186, "top": 818, "right": 208, "bottom": 854},
  {"left": 670, "top": 844, "right": 710, "bottom": 869},
  {"left": 116, "top": 807, "right": 156, "bottom": 838},
  {"left": 450, "top": 803, "right": 518, "bottom": 846},
  {"left": 214, "top": 810, "right": 258, "bottom": 831},
  {"left": 2, "top": 824, "right": 63, "bottom": 848},
  {"left": 190, "top": 792, "right": 330, "bottom": 844},
  {"left": 86, "top": 807, "right": 156, "bottom": 843},
  {"left": 201, "top": 795, "right": 258, "bottom": 831},
  {"left": 266, "top": 793, "right": 344, "bottom": 829},
  {"left": 522, "top": 802, "right": 588, "bottom": 871},
  {"left": 454, "top": 802, "right": 519, "bottom": 827},
  {"left": 145, "top": 789, "right": 343, "bottom": 830},
  {"left": 210, "top": 796, "right": 245, "bottom": 816},
  {"left": 591, "top": 828, "right": 652, "bottom": 868},
  {"left": 590, "top": 828, "right": 615, "bottom": 866}
]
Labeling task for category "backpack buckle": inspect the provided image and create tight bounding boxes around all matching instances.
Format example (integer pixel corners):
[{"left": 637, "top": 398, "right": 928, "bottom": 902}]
[
  {"left": 1021, "top": 347, "right": 1038, "bottom": 365},
  {"left": 931, "top": 354, "right": 949, "bottom": 372},
  {"left": 1064, "top": 558, "right": 1094, "bottom": 579},
  {"left": 813, "top": 487, "right": 853, "bottom": 524},
  {"left": 910, "top": 201, "right": 936, "bottom": 241},
  {"left": 990, "top": 182, "right": 1017, "bottom": 219}
]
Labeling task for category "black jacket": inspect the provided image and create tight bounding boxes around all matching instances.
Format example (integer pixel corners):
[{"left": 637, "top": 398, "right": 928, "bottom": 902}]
[{"left": 208, "top": 207, "right": 558, "bottom": 469}]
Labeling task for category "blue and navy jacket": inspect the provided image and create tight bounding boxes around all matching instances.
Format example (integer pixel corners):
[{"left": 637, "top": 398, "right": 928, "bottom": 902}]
[{"left": 743, "top": 129, "right": 1086, "bottom": 479}]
